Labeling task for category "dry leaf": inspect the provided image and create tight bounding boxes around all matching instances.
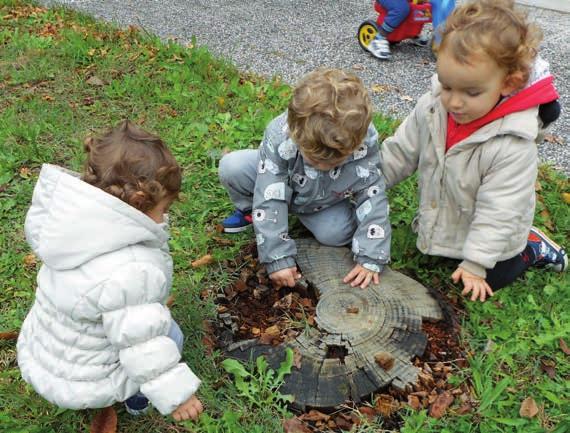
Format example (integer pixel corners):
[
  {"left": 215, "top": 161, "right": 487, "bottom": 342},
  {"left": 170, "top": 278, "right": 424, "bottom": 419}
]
[
  {"left": 86, "top": 75, "right": 105, "bottom": 86},
  {"left": 375, "top": 394, "right": 398, "bottom": 417},
  {"left": 90, "top": 407, "right": 117, "bottom": 433},
  {"left": 282, "top": 417, "right": 311, "bottom": 433},
  {"left": 299, "top": 409, "right": 330, "bottom": 422},
  {"left": 19, "top": 167, "right": 32, "bottom": 178},
  {"left": 562, "top": 193, "right": 570, "bottom": 205},
  {"left": 540, "top": 359, "right": 556, "bottom": 379},
  {"left": 539, "top": 209, "right": 555, "bottom": 231},
  {"left": 23, "top": 253, "right": 37, "bottom": 268},
  {"left": 455, "top": 403, "right": 472, "bottom": 415},
  {"left": 400, "top": 95, "right": 414, "bottom": 102},
  {"left": 371, "top": 83, "right": 391, "bottom": 94},
  {"left": 352, "top": 63, "right": 365, "bottom": 71},
  {"left": 407, "top": 394, "right": 421, "bottom": 410},
  {"left": 293, "top": 347, "right": 302, "bottom": 369},
  {"left": 559, "top": 338, "right": 570, "bottom": 355},
  {"left": 191, "top": 254, "right": 214, "bottom": 268},
  {"left": 165, "top": 295, "right": 175, "bottom": 307},
  {"left": 374, "top": 351, "right": 395, "bottom": 371},
  {"left": 543, "top": 134, "right": 564, "bottom": 145},
  {"left": 0, "top": 331, "right": 19, "bottom": 341},
  {"left": 519, "top": 397, "right": 539, "bottom": 418},
  {"left": 357, "top": 406, "right": 376, "bottom": 422},
  {"left": 346, "top": 306, "right": 359, "bottom": 314},
  {"left": 429, "top": 391, "right": 454, "bottom": 418}
]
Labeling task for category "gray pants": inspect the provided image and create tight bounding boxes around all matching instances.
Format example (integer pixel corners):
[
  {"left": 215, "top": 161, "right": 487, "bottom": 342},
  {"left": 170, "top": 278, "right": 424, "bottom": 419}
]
[{"left": 219, "top": 149, "right": 356, "bottom": 246}]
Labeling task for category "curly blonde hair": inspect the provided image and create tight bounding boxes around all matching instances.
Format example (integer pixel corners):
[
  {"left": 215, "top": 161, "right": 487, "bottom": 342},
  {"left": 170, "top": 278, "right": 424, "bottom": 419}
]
[
  {"left": 439, "top": 0, "right": 542, "bottom": 85},
  {"left": 288, "top": 69, "right": 372, "bottom": 161},
  {"left": 82, "top": 120, "right": 182, "bottom": 213}
]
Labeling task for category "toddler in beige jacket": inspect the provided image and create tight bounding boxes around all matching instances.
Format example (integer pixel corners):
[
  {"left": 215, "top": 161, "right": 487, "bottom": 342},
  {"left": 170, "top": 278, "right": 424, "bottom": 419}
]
[{"left": 380, "top": 0, "right": 566, "bottom": 302}]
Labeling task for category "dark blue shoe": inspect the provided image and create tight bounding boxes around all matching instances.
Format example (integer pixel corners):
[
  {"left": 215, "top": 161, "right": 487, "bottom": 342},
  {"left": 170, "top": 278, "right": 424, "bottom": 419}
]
[
  {"left": 125, "top": 392, "right": 150, "bottom": 416},
  {"left": 222, "top": 209, "right": 252, "bottom": 233},
  {"left": 528, "top": 227, "right": 567, "bottom": 272}
]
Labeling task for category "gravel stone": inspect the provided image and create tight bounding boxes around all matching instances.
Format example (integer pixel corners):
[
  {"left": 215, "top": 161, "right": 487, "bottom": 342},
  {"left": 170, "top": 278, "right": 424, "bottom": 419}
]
[{"left": 40, "top": 0, "right": 569, "bottom": 175}]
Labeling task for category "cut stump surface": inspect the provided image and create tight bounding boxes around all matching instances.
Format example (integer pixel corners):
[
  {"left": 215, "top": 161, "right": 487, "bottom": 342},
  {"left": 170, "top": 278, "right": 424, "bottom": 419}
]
[{"left": 226, "top": 239, "right": 443, "bottom": 408}]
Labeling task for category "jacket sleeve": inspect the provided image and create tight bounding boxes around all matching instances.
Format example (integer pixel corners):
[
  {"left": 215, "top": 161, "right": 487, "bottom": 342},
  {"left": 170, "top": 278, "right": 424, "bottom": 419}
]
[
  {"left": 380, "top": 97, "right": 425, "bottom": 189},
  {"left": 98, "top": 263, "right": 201, "bottom": 415},
  {"left": 351, "top": 127, "right": 391, "bottom": 273},
  {"left": 252, "top": 122, "right": 297, "bottom": 275},
  {"left": 460, "top": 138, "right": 538, "bottom": 277}
]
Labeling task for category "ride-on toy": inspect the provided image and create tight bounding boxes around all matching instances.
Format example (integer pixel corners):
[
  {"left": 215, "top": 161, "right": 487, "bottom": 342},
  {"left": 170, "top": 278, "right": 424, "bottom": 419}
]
[{"left": 358, "top": 0, "right": 455, "bottom": 52}]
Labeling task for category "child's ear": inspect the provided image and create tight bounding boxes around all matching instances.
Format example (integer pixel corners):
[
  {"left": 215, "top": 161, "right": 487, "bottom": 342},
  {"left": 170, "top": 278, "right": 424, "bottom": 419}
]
[{"left": 501, "top": 71, "right": 525, "bottom": 96}]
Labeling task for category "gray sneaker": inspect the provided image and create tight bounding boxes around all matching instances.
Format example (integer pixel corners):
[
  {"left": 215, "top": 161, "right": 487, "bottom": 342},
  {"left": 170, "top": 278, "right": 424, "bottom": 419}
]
[
  {"left": 367, "top": 35, "right": 391, "bottom": 60},
  {"left": 410, "top": 35, "right": 429, "bottom": 47}
]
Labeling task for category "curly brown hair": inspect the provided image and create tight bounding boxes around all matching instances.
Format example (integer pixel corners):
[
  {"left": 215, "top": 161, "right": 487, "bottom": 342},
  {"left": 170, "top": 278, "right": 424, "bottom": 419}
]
[
  {"left": 82, "top": 120, "right": 182, "bottom": 213},
  {"left": 439, "top": 0, "right": 542, "bottom": 86},
  {"left": 288, "top": 69, "right": 372, "bottom": 162}
]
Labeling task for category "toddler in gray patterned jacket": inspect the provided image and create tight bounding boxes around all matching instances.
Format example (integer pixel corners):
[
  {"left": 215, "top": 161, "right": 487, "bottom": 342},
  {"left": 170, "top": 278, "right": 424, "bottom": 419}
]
[{"left": 219, "top": 69, "right": 391, "bottom": 289}]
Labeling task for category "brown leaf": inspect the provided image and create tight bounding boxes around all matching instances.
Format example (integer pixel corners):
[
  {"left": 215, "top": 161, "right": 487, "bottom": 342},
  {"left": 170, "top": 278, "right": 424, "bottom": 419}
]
[
  {"left": 282, "top": 417, "right": 311, "bottom": 433},
  {"left": 519, "top": 397, "right": 539, "bottom": 418},
  {"left": 371, "top": 83, "right": 392, "bottom": 94},
  {"left": 429, "top": 391, "right": 454, "bottom": 418},
  {"left": 165, "top": 295, "right": 175, "bottom": 307},
  {"left": 90, "top": 407, "right": 117, "bottom": 433},
  {"left": 560, "top": 338, "right": 570, "bottom": 355},
  {"left": 299, "top": 409, "right": 330, "bottom": 422},
  {"left": 0, "top": 331, "right": 19, "bottom": 341},
  {"left": 374, "top": 351, "right": 395, "bottom": 371},
  {"left": 86, "top": 76, "right": 105, "bottom": 86},
  {"left": 375, "top": 394, "right": 399, "bottom": 417},
  {"left": 293, "top": 347, "right": 302, "bottom": 369},
  {"left": 455, "top": 403, "right": 473, "bottom": 415},
  {"left": 540, "top": 359, "right": 556, "bottom": 379},
  {"left": 407, "top": 394, "right": 422, "bottom": 410},
  {"left": 23, "top": 253, "right": 37, "bottom": 268},
  {"left": 357, "top": 406, "right": 377, "bottom": 422},
  {"left": 273, "top": 293, "right": 293, "bottom": 309},
  {"left": 543, "top": 133, "right": 564, "bottom": 145},
  {"left": 191, "top": 254, "right": 214, "bottom": 268},
  {"left": 346, "top": 306, "right": 359, "bottom": 314}
]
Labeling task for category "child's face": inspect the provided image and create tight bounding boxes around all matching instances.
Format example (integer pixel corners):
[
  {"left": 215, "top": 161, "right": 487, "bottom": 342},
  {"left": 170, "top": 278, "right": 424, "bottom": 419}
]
[
  {"left": 146, "top": 197, "right": 173, "bottom": 223},
  {"left": 436, "top": 48, "right": 519, "bottom": 124}
]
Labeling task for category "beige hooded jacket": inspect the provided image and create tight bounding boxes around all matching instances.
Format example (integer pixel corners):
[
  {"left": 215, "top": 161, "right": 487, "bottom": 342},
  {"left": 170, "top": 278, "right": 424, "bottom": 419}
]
[{"left": 380, "top": 75, "right": 540, "bottom": 278}]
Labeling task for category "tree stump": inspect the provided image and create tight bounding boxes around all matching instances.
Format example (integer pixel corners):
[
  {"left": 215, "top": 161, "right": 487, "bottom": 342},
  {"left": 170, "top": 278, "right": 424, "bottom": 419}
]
[{"left": 226, "top": 238, "right": 443, "bottom": 408}]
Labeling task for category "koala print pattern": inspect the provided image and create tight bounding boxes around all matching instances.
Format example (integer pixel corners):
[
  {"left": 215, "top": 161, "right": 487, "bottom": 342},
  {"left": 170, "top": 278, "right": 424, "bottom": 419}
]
[
  {"left": 353, "top": 144, "right": 367, "bottom": 160},
  {"left": 264, "top": 182, "right": 286, "bottom": 201},
  {"left": 304, "top": 166, "right": 319, "bottom": 180},
  {"left": 329, "top": 166, "right": 341, "bottom": 180},
  {"left": 292, "top": 173, "right": 308, "bottom": 187},
  {"left": 278, "top": 139, "right": 297, "bottom": 160},
  {"left": 367, "top": 224, "right": 385, "bottom": 239},
  {"left": 356, "top": 199, "right": 372, "bottom": 221},
  {"left": 356, "top": 166, "right": 370, "bottom": 179}
]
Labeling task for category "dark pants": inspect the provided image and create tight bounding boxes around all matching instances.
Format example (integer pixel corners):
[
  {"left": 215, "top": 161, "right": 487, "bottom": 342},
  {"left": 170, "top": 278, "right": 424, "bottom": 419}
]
[{"left": 486, "top": 245, "right": 534, "bottom": 290}]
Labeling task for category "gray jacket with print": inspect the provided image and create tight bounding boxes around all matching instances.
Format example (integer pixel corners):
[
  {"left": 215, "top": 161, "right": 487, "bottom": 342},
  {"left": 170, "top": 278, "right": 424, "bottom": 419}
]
[
  {"left": 380, "top": 75, "right": 541, "bottom": 278},
  {"left": 252, "top": 112, "right": 391, "bottom": 275}
]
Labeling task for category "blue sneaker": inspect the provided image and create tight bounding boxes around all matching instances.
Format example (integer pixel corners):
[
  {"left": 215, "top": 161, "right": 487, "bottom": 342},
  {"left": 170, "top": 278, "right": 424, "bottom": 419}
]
[
  {"left": 222, "top": 209, "right": 253, "bottom": 233},
  {"left": 528, "top": 227, "right": 567, "bottom": 272},
  {"left": 125, "top": 393, "right": 150, "bottom": 416}
]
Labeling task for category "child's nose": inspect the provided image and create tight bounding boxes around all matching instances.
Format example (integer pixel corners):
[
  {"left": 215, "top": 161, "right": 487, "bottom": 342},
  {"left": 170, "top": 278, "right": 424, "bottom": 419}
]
[{"left": 448, "top": 93, "right": 463, "bottom": 110}]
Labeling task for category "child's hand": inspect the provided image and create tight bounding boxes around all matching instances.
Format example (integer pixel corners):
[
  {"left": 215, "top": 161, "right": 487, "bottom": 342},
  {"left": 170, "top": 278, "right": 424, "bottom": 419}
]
[
  {"left": 270, "top": 267, "right": 302, "bottom": 289},
  {"left": 172, "top": 395, "right": 203, "bottom": 422},
  {"left": 452, "top": 267, "right": 494, "bottom": 302},
  {"left": 343, "top": 264, "right": 379, "bottom": 289}
]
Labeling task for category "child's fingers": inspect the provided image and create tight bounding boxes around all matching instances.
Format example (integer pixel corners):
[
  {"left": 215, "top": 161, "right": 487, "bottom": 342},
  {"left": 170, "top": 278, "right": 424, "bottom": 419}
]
[
  {"left": 359, "top": 273, "right": 373, "bottom": 289},
  {"left": 350, "top": 271, "right": 366, "bottom": 287},
  {"left": 373, "top": 273, "right": 380, "bottom": 285},
  {"left": 451, "top": 268, "right": 462, "bottom": 283},
  {"left": 343, "top": 267, "right": 359, "bottom": 283}
]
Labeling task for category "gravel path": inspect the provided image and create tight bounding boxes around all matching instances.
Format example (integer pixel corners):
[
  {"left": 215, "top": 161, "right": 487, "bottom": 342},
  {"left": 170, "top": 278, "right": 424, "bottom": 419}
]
[{"left": 42, "top": 0, "right": 569, "bottom": 175}]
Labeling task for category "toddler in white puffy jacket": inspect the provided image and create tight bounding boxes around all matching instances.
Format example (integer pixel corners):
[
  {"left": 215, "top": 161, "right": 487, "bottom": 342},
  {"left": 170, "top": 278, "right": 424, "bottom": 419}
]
[{"left": 17, "top": 120, "right": 203, "bottom": 421}]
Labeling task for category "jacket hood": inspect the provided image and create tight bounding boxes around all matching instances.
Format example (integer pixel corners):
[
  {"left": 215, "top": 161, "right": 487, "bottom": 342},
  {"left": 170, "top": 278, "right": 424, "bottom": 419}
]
[{"left": 25, "top": 164, "right": 169, "bottom": 270}]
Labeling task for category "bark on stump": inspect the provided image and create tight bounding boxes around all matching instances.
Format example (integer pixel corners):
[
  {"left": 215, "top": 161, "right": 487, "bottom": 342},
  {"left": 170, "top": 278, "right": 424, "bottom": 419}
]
[{"left": 226, "top": 238, "right": 443, "bottom": 408}]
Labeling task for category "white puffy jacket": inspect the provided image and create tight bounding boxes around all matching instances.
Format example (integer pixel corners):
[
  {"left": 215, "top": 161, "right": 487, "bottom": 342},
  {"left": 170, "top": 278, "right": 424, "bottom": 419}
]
[{"left": 17, "top": 164, "right": 201, "bottom": 415}]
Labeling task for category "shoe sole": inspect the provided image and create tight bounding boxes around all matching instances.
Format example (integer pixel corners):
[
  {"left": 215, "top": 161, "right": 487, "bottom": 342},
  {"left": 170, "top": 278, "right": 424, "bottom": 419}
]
[
  {"left": 223, "top": 225, "right": 252, "bottom": 234},
  {"left": 530, "top": 227, "right": 568, "bottom": 272},
  {"left": 368, "top": 51, "right": 391, "bottom": 60}
]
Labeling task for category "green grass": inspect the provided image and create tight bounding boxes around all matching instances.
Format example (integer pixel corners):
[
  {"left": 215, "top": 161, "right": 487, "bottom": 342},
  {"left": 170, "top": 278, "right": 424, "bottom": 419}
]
[{"left": 0, "top": 1, "right": 569, "bottom": 432}]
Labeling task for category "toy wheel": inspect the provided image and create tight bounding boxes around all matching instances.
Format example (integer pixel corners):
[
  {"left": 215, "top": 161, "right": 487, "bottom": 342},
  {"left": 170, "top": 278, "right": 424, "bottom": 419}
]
[{"left": 357, "top": 20, "right": 379, "bottom": 51}]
